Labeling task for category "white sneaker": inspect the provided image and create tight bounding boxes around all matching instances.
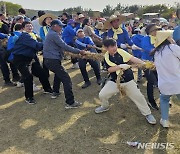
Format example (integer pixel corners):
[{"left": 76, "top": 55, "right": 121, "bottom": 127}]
[
  {"left": 160, "top": 119, "right": 169, "bottom": 128},
  {"left": 95, "top": 106, "right": 109, "bottom": 114},
  {"left": 16, "top": 82, "right": 24, "bottom": 88},
  {"left": 146, "top": 114, "right": 157, "bottom": 125},
  {"left": 71, "top": 63, "right": 79, "bottom": 69},
  {"left": 33, "top": 84, "right": 41, "bottom": 92}
]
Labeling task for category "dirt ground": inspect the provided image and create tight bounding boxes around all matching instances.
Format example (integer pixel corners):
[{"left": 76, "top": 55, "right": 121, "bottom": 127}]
[{"left": 0, "top": 59, "right": 180, "bottom": 154}]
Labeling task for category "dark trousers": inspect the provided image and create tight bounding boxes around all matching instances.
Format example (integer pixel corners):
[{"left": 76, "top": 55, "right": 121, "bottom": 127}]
[
  {"left": 42, "top": 58, "right": 61, "bottom": 93},
  {"left": 144, "top": 69, "right": 158, "bottom": 104},
  {"left": 52, "top": 74, "right": 61, "bottom": 93},
  {"left": 79, "top": 58, "right": 101, "bottom": 83},
  {"left": 14, "top": 56, "right": 52, "bottom": 99},
  {"left": 42, "top": 59, "right": 50, "bottom": 78},
  {"left": 0, "top": 52, "right": 19, "bottom": 82},
  {"left": 44, "top": 58, "right": 75, "bottom": 105}
]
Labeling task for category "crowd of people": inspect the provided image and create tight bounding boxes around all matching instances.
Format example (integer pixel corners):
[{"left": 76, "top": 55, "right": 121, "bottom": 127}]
[{"left": 0, "top": 8, "right": 180, "bottom": 128}]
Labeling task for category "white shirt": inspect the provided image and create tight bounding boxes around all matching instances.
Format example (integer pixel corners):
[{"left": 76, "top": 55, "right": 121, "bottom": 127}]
[
  {"left": 32, "top": 18, "right": 41, "bottom": 36},
  {"left": 154, "top": 44, "right": 180, "bottom": 95}
]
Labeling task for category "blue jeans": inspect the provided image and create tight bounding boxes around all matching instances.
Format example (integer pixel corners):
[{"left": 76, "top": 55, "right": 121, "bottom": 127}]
[{"left": 160, "top": 94, "right": 180, "bottom": 120}]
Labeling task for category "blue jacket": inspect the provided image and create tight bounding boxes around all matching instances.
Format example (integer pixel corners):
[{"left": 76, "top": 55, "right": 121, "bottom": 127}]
[
  {"left": 131, "top": 34, "right": 144, "bottom": 58},
  {"left": 40, "top": 26, "right": 50, "bottom": 41},
  {"left": 94, "top": 29, "right": 102, "bottom": 38},
  {"left": 107, "top": 28, "right": 133, "bottom": 49},
  {"left": 75, "top": 23, "right": 83, "bottom": 31},
  {"left": 75, "top": 36, "right": 95, "bottom": 52},
  {"left": 0, "top": 33, "right": 8, "bottom": 39},
  {"left": 62, "top": 24, "right": 76, "bottom": 45},
  {"left": 141, "top": 36, "right": 154, "bottom": 61},
  {"left": 13, "top": 32, "right": 43, "bottom": 58},
  {"left": 7, "top": 31, "right": 22, "bottom": 51},
  {"left": 101, "top": 31, "right": 108, "bottom": 40},
  {"left": 173, "top": 26, "right": 180, "bottom": 42}
]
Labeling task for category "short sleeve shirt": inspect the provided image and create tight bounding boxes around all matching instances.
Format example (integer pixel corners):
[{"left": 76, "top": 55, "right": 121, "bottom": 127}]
[{"left": 104, "top": 50, "right": 134, "bottom": 83}]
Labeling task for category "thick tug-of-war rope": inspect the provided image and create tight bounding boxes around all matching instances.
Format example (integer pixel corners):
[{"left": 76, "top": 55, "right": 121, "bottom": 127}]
[
  {"left": 116, "top": 69, "right": 126, "bottom": 99},
  {"left": 116, "top": 61, "right": 156, "bottom": 99},
  {"left": 132, "top": 61, "right": 156, "bottom": 70},
  {"left": 64, "top": 51, "right": 105, "bottom": 61}
]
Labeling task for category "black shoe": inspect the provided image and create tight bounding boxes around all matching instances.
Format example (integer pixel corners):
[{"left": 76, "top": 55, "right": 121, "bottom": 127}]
[
  {"left": 148, "top": 102, "right": 159, "bottom": 110},
  {"left": 82, "top": 82, "right": 91, "bottom": 89},
  {"left": 25, "top": 98, "right": 36, "bottom": 105},
  {"left": 97, "top": 79, "right": 102, "bottom": 85},
  {"left": 51, "top": 92, "right": 60, "bottom": 99},
  {"left": 4, "top": 81, "right": 16, "bottom": 87},
  {"left": 43, "top": 89, "right": 53, "bottom": 95}
]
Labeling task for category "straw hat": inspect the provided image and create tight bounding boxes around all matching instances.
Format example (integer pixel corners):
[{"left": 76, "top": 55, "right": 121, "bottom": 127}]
[
  {"left": 39, "top": 13, "right": 58, "bottom": 25},
  {"left": 104, "top": 14, "right": 126, "bottom": 29},
  {"left": 154, "top": 30, "right": 173, "bottom": 47},
  {"left": 95, "top": 22, "right": 104, "bottom": 30}
]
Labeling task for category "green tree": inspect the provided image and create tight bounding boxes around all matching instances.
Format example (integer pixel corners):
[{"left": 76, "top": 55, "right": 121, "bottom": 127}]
[
  {"left": 129, "top": 5, "right": 140, "bottom": 13},
  {"left": 102, "top": 5, "right": 114, "bottom": 16},
  {"left": 0, "top": 1, "right": 22, "bottom": 16},
  {"left": 114, "top": 3, "right": 124, "bottom": 13},
  {"left": 161, "top": 7, "right": 175, "bottom": 19},
  {"left": 142, "top": 4, "right": 168, "bottom": 14},
  {"left": 84, "top": 8, "right": 94, "bottom": 17},
  {"left": 63, "top": 6, "right": 83, "bottom": 15},
  {"left": 142, "top": 4, "right": 176, "bottom": 19}
]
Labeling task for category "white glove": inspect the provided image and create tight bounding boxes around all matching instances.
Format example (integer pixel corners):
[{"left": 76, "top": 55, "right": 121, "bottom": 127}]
[
  {"left": 118, "top": 64, "right": 131, "bottom": 70},
  {"left": 120, "top": 43, "right": 127, "bottom": 49},
  {"left": 132, "top": 44, "right": 143, "bottom": 51}
]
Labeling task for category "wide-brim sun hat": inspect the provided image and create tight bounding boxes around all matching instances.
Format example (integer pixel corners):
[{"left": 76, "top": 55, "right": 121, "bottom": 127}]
[
  {"left": 154, "top": 30, "right": 174, "bottom": 47},
  {"left": 104, "top": 14, "right": 126, "bottom": 29},
  {"left": 39, "top": 13, "right": 58, "bottom": 25}
]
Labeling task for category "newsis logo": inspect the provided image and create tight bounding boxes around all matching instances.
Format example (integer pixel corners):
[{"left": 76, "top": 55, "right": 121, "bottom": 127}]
[{"left": 137, "top": 142, "right": 174, "bottom": 149}]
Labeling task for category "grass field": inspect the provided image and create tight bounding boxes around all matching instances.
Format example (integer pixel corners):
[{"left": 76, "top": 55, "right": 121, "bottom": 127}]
[{"left": 0, "top": 59, "right": 179, "bottom": 154}]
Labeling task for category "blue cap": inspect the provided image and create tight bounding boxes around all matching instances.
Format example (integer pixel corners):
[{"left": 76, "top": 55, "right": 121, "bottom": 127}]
[{"left": 51, "top": 19, "right": 65, "bottom": 27}]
